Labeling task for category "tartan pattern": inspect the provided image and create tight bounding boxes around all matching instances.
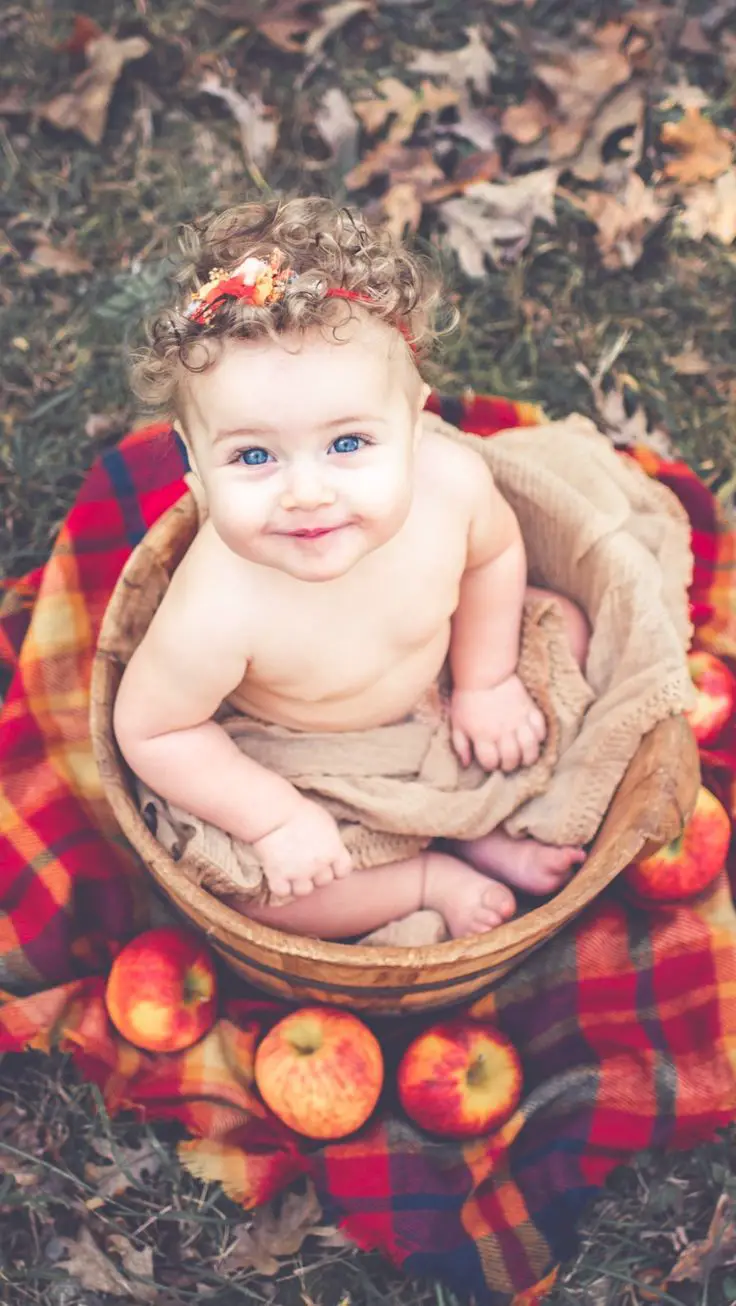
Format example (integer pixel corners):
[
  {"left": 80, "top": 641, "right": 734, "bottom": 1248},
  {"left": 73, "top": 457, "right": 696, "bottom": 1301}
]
[{"left": 2, "top": 395, "right": 736, "bottom": 1305}]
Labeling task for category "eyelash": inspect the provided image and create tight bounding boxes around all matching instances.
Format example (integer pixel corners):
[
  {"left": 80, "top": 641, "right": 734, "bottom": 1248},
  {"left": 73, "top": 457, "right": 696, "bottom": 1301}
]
[{"left": 230, "top": 434, "right": 373, "bottom": 466}]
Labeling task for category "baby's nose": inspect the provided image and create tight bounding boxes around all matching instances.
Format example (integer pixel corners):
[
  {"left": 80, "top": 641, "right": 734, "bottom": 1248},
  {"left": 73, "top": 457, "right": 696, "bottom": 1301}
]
[{"left": 280, "top": 462, "right": 336, "bottom": 510}]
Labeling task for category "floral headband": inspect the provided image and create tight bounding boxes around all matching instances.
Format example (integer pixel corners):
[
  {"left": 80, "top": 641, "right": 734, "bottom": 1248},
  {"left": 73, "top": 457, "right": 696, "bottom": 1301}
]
[{"left": 184, "top": 247, "right": 375, "bottom": 327}]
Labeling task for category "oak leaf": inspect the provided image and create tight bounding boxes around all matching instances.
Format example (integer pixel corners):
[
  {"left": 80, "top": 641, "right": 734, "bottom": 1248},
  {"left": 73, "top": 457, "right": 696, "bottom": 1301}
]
[
  {"left": 678, "top": 168, "right": 736, "bottom": 245},
  {"left": 353, "top": 77, "right": 459, "bottom": 144},
  {"left": 218, "top": 1181, "right": 343, "bottom": 1275},
  {"left": 576, "top": 172, "right": 667, "bottom": 268},
  {"left": 40, "top": 33, "right": 150, "bottom": 145},
  {"left": 199, "top": 73, "right": 279, "bottom": 171},
  {"left": 533, "top": 29, "right": 632, "bottom": 161},
  {"left": 314, "top": 87, "right": 360, "bottom": 170},
  {"left": 438, "top": 168, "right": 559, "bottom": 273},
  {"left": 84, "top": 1137, "right": 161, "bottom": 1199},
  {"left": 661, "top": 107, "right": 733, "bottom": 185},
  {"left": 408, "top": 26, "right": 496, "bottom": 96},
  {"left": 57, "top": 1228, "right": 155, "bottom": 1302}
]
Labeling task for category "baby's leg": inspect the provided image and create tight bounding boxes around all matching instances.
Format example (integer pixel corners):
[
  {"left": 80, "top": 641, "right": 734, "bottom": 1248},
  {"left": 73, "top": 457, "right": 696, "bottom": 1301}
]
[
  {"left": 236, "top": 852, "right": 516, "bottom": 941},
  {"left": 451, "top": 585, "right": 589, "bottom": 896}
]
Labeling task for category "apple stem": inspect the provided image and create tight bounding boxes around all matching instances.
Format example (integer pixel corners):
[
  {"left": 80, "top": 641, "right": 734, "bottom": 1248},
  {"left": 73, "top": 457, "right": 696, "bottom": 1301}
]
[{"left": 467, "top": 1055, "right": 487, "bottom": 1088}]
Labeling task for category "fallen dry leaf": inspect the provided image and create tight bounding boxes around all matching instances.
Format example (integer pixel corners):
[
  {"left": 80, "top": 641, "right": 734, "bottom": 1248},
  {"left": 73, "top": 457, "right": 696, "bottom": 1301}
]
[
  {"left": 0, "top": 1104, "right": 42, "bottom": 1190},
  {"left": 57, "top": 1228, "right": 153, "bottom": 1302},
  {"left": 677, "top": 15, "right": 715, "bottom": 54},
  {"left": 345, "top": 139, "right": 443, "bottom": 190},
  {"left": 441, "top": 105, "right": 498, "bottom": 153},
  {"left": 660, "top": 78, "right": 712, "bottom": 111},
  {"left": 244, "top": 0, "right": 317, "bottom": 53},
  {"left": 26, "top": 233, "right": 92, "bottom": 275},
  {"left": 570, "top": 81, "right": 644, "bottom": 184},
  {"left": 667, "top": 1193, "right": 736, "bottom": 1284},
  {"left": 501, "top": 92, "right": 552, "bottom": 146},
  {"left": 666, "top": 347, "right": 712, "bottom": 376},
  {"left": 678, "top": 167, "right": 736, "bottom": 245},
  {"left": 532, "top": 28, "right": 633, "bottom": 162},
  {"left": 353, "top": 77, "right": 459, "bottom": 144},
  {"left": 314, "top": 86, "right": 360, "bottom": 170},
  {"left": 573, "top": 172, "right": 667, "bottom": 269},
  {"left": 40, "top": 33, "right": 150, "bottom": 145},
  {"left": 438, "top": 168, "right": 559, "bottom": 273},
  {"left": 199, "top": 73, "right": 278, "bottom": 172},
  {"left": 408, "top": 26, "right": 496, "bottom": 96},
  {"left": 576, "top": 336, "right": 672, "bottom": 454},
  {"left": 84, "top": 1137, "right": 161, "bottom": 1198},
  {"left": 106, "top": 1236, "right": 156, "bottom": 1302},
  {"left": 661, "top": 107, "right": 733, "bottom": 185},
  {"left": 424, "top": 150, "right": 501, "bottom": 201},
  {"left": 219, "top": 1182, "right": 342, "bottom": 1275},
  {"left": 302, "top": 0, "right": 369, "bottom": 58},
  {"left": 0, "top": 88, "right": 28, "bottom": 115}
]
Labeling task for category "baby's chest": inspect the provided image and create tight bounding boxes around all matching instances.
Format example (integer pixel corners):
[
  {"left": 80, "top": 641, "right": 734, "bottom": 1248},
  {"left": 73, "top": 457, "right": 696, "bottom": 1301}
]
[{"left": 250, "top": 548, "right": 463, "bottom": 690}]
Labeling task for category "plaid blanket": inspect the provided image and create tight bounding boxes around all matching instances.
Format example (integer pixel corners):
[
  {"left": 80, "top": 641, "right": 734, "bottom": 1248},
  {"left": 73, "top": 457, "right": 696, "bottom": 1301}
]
[{"left": 2, "top": 392, "right": 736, "bottom": 1306}]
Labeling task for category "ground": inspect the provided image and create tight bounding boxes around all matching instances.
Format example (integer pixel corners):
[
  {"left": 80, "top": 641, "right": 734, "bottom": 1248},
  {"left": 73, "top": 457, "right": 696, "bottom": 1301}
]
[{"left": 1, "top": 0, "right": 736, "bottom": 1302}]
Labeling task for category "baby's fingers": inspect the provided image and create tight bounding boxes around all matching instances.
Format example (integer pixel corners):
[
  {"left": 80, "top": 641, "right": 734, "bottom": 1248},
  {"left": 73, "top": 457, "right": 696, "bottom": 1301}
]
[
  {"left": 332, "top": 848, "right": 353, "bottom": 879},
  {"left": 529, "top": 707, "right": 546, "bottom": 741},
  {"left": 516, "top": 721, "right": 541, "bottom": 768},
  {"left": 290, "top": 876, "right": 318, "bottom": 898},
  {"left": 473, "top": 738, "right": 501, "bottom": 772},
  {"left": 452, "top": 727, "right": 473, "bottom": 768}
]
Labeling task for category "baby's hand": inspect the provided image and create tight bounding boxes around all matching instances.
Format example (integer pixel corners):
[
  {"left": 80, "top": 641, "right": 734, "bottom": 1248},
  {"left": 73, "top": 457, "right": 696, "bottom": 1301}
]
[
  {"left": 252, "top": 797, "right": 353, "bottom": 899},
  {"left": 451, "top": 676, "right": 546, "bottom": 774}
]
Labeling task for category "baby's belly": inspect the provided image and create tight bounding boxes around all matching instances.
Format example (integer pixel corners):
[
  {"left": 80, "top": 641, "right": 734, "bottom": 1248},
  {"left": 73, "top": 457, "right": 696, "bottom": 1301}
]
[{"left": 228, "top": 632, "right": 451, "bottom": 732}]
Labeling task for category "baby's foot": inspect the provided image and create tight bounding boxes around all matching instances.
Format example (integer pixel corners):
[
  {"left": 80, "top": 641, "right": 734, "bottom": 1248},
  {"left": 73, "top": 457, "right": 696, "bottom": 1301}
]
[
  {"left": 455, "top": 830, "right": 585, "bottom": 896},
  {"left": 421, "top": 851, "right": 516, "bottom": 939}
]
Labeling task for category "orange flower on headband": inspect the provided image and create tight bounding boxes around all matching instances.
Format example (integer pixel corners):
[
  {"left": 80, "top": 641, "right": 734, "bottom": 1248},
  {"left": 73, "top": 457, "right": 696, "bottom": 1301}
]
[
  {"left": 183, "top": 250, "right": 414, "bottom": 345},
  {"left": 184, "top": 249, "right": 296, "bottom": 325}
]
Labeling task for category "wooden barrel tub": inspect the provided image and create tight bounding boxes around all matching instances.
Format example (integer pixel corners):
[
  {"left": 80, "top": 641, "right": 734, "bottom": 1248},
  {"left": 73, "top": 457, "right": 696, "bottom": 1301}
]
[{"left": 90, "top": 494, "right": 700, "bottom": 1016}]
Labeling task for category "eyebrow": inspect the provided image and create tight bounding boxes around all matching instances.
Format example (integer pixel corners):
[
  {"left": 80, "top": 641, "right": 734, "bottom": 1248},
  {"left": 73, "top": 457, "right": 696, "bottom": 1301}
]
[{"left": 213, "top": 416, "right": 385, "bottom": 443}]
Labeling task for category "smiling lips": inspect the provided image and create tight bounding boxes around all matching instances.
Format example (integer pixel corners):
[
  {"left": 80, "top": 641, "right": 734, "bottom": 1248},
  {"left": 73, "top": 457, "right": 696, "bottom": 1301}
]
[{"left": 285, "top": 526, "right": 342, "bottom": 539}]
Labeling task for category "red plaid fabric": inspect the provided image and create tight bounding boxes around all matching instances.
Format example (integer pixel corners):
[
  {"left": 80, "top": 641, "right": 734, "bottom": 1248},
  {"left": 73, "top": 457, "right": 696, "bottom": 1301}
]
[{"left": 2, "top": 395, "right": 736, "bottom": 1306}]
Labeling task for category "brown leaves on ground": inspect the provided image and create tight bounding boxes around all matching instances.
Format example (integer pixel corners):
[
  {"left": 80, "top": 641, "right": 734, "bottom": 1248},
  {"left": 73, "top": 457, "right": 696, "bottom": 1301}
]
[
  {"left": 83, "top": 1136, "right": 162, "bottom": 1200},
  {"left": 57, "top": 1227, "right": 156, "bottom": 1303},
  {"left": 36, "top": 5, "right": 736, "bottom": 273},
  {"left": 217, "top": 1181, "right": 348, "bottom": 1276},
  {"left": 661, "top": 106, "right": 734, "bottom": 185},
  {"left": 666, "top": 1192, "right": 736, "bottom": 1286},
  {"left": 41, "top": 32, "right": 150, "bottom": 144}
]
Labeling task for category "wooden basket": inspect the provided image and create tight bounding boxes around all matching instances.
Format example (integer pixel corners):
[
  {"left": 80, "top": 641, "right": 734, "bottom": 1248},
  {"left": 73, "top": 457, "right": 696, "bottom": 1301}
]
[{"left": 90, "top": 494, "right": 700, "bottom": 1016}]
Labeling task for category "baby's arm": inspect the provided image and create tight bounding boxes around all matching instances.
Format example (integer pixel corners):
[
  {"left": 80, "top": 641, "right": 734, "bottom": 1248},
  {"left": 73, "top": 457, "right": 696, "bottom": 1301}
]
[
  {"left": 113, "top": 563, "right": 351, "bottom": 897},
  {"left": 449, "top": 458, "right": 546, "bottom": 772}
]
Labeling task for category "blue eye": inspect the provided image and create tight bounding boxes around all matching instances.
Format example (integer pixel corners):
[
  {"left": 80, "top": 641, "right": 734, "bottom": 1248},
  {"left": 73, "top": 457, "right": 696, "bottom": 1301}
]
[
  {"left": 239, "top": 447, "right": 272, "bottom": 466},
  {"left": 330, "top": 434, "right": 366, "bottom": 455}
]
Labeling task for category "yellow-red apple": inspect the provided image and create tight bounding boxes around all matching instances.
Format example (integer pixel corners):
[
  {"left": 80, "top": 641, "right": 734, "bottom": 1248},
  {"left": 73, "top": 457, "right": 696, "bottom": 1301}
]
[
  {"left": 398, "top": 1019, "right": 523, "bottom": 1138},
  {"left": 105, "top": 926, "right": 218, "bottom": 1052},
  {"left": 687, "top": 651, "right": 736, "bottom": 745},
  {"left": 625, "top": 784, "right": 731, "bottom": 902},
  {"left": 254, "top": 1006, "right": 383, "bottom": 1139}
]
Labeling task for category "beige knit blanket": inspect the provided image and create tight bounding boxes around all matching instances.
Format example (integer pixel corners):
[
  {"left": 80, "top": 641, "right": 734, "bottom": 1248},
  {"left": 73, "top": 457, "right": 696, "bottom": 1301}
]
[{"left": 136, "top": 412, "right": 695, "bottom": 904}]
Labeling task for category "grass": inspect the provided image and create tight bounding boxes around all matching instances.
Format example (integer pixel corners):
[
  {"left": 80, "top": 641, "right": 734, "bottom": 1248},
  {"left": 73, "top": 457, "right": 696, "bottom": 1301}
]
[{"left": 2, "top": 0, "right": 736, "bottom": 1301}]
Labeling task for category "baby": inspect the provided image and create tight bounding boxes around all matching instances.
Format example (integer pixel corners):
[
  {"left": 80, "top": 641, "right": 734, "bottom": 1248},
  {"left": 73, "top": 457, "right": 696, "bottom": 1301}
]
[{"left": 115, "top": 197, "right": 589, "bottom": 941}]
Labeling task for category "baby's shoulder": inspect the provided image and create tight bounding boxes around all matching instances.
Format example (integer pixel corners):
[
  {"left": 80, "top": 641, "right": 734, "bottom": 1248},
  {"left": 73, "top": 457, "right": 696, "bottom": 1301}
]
[
  {"left": 417, "top": 425, "right": 494, "bottom": 504},
  {"left": 155, "top": 521, "right": 252, "bottom": 641}
]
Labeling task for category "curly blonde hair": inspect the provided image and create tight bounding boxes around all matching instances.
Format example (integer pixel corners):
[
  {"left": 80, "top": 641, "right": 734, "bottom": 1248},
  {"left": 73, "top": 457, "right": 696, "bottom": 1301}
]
[{"left": 131, "top": 196, "right": 452, "bottom": 417}]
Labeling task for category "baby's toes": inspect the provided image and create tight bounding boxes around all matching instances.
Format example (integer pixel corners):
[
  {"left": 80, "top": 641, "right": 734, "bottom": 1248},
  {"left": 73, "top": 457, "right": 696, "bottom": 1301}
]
[
  {"left": 557, "top": 846, "right": 586, "bottom": 872},
  {"left": 474, "top": 739, "right": 500, "bottom": 772},
  {"left": 482, "top": 883, "right": 516, "bottom": 920}
]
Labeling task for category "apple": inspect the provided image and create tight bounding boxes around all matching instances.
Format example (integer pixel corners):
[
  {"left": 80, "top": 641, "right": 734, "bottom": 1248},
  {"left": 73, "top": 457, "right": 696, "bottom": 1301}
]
[
  {"left": 397, "top": 1019, "right": 523, "bottom": 1139},
  {"left": 254, "top": 1006, "right": 383, "bottom": 1139},
  {"left": 105, "top": 926, "right": 218, "bottom": 1052},
  {"left": 687, "top": 651, "right": 736, "bottom": 745},
  {"left": 625, "top": 784, "right": 731, "bottom": 902}
]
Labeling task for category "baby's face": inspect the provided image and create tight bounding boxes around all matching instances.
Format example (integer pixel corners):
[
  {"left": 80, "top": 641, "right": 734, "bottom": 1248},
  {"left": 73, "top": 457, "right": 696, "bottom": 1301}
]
[{"left": 181, "top": 314, "right": 429, "bottom": 582}]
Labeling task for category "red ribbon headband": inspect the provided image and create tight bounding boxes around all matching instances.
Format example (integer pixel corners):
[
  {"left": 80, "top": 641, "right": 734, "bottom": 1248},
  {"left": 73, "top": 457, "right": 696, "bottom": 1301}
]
[{"left": 183, "top": 249, "right": 413, "bottom": 346}]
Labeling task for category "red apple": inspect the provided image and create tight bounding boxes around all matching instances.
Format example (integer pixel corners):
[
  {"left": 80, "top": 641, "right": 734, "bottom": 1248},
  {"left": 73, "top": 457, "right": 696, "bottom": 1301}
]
[
  {"left": 105, "top": 927, "right": 218, "bottom": 1052},
  {"left": 625, "top": 784, "right": 731, "bottom": 902},
  {"left": 398, "top": 1019, "right": 523, "bottom": 1139},
  {"left": 687, "top": 651, "right": 736, "bottom": 745},
  {"left": 254, "top": 1006, "right": 383, "bottom": 1139}
]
